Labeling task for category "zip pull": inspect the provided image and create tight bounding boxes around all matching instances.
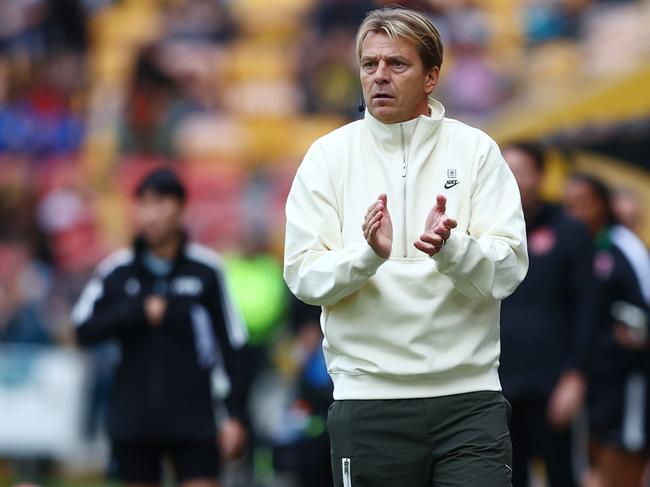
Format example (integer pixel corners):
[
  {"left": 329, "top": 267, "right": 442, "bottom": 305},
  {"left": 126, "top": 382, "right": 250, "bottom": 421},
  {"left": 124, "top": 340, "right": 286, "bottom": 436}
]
[
  {"left": 342, "top": 458, "right": 352, "bottom": 487},
  {"left": 401, "top": 162, "right": 407, "bottom": 177}
]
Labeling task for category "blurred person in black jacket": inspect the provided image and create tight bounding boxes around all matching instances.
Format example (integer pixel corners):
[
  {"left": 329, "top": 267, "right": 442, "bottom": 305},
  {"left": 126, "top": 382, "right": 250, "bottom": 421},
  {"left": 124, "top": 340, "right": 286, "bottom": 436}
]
[
  {"left": 72, "top": 168, "right": 249, "bottom": 487},
  {"left": 564, "top": 173, "right": 650, "bottom": 487},
  {"left": 500, "top": 143, "right": 596, "bottom": 487},
  {"left": 275, "top": 297, "right": 333, "bottom": 487}
]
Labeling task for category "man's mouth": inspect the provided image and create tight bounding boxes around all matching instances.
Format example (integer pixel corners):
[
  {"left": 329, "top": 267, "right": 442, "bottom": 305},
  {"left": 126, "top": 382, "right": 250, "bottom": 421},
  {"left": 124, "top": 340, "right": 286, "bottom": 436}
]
[{"left": 372, "top": 93, "right": 393, "bottom": 99}]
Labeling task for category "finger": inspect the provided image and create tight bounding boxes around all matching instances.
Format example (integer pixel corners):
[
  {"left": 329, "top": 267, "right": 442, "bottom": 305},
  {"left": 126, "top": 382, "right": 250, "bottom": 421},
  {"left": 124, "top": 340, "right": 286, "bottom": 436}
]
[
  {"left": 443, "top": 217, "right": 457, "bottom": 229},
  {"left": 366, "top": 200, "right": 381, "bottom": 216},
  {"left": 378, "top": 193, "right": 388, "bottom": 206},
  {"left": 366, "top": 219, "right": 379, "bottom": 238},
  {"left": 364, "top": 211, "right": 383, "bottom": 234},
  {"left": 368, "top": 211, "right": 383, "bottom": 227},
  {"left": 363, "top": 221, "right": 372, "bottom": 240},
  {"left": 366, "top": 200, "right": 385, "bottom": 221},
  {"left": 367, "top": 220, "right": 381, "bottom": 241},
  {"left": 414, "top": 240, "right": 439, "bottom": 256},
  {"left": 363, "top": 206, "right": 378, "bottom": 230},
  {"left": 421, "top": 232, "right": 444, "bottom": 247},
  {"left": 435, "top": 194, "right": 446, "bottom": 214},
  {"left": 432, "top": 225, "right": 450, "bottom": 239}
]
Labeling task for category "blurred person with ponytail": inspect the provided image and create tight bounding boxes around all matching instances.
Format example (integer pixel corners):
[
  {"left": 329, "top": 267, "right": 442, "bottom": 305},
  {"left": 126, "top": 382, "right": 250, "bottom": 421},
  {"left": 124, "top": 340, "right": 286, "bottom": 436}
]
[{"left": 564, "top": 173, "right": 650, "bottom": 487}]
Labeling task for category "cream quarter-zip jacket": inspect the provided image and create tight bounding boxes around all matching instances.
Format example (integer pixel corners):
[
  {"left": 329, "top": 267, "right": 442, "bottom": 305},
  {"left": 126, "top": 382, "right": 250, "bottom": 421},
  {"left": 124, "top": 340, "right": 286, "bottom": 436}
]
[{"left": 284, "top": 100, "right": 528, "bottom": 400}]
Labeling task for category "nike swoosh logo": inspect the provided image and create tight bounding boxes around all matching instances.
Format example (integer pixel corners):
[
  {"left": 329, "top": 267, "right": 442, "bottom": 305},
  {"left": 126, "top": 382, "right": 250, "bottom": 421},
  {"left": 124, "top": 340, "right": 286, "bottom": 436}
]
[{"left": 444, "top": 180, "right": 459, "bottom": 189}]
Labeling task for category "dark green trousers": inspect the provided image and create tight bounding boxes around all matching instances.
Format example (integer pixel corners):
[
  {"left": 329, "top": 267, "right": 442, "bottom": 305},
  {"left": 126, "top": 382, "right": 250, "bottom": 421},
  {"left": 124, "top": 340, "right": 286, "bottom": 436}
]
[{"left": 328, "top": 391, "right": 512, "bottom": 487}]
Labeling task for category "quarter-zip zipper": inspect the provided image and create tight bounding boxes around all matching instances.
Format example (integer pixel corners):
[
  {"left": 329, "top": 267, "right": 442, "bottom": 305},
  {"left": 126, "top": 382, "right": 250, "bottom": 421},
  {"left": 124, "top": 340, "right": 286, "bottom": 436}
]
[{"left": 400, "top": 124, "right": 408, "bottom": 258}]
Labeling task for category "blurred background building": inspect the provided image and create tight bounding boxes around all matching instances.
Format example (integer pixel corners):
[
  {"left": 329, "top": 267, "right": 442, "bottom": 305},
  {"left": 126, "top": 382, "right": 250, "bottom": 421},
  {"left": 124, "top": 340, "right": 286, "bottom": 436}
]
[{"left": 0, "top": 0, "right": 649, "bottom": 486}]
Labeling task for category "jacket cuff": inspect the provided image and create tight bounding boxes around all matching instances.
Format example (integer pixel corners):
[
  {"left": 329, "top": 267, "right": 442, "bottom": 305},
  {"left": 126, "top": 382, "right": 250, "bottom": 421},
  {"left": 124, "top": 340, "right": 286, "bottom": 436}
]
[
  {"left": 355, "top": 242, "right": 388, "bottom": 274},
  {"left": 431, "top": 232, "right": 466, "bottom": 272}
]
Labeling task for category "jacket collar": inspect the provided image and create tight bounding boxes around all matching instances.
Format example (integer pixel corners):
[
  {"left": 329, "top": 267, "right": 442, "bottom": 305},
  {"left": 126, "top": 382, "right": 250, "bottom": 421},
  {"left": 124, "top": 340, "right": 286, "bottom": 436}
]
[
  {"left": 363, "top": 97, "right": 445, "bottom": 147},
  {"left": 133, "top": 231, "right": 189, "bottom": 274}
]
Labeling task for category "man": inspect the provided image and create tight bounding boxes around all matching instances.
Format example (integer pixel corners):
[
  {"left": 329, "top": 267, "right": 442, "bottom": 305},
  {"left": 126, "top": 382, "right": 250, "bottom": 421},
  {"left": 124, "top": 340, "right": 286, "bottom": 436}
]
[
  {"left": 72, "top": 168, "right": 248, "bottom": 487},
  {"left": 500, "top": 143, "right": 596, "bottom": 487},
  {"left": 283, "top": 7, "right": 528, "bottom": 487}
]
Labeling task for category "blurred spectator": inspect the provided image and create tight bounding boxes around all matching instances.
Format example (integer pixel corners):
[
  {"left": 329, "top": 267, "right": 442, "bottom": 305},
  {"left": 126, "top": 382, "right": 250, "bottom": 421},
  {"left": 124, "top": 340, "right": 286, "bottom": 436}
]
[
  {"left": 272, "top": 297, "right": 332, "bottom": 487},
  {"left": 162, "top": 0, "right": 237, "bottom": 44},
  {"left": 438, "top": 3, "right": 513, "bottom": 122},
  {"left": 613, "top": 187, "right": 644, "bottom": 236},
  {"left": 564, "top": 173, "right": 650, "bottom": 487},
  {"left": 0, "top": 51, "right": 85, "bottom": 156},
  {"left": 0, "top": 243, "right": 51, "bottom": 345},
  {"left": 120, "top": 48, "right": 182, "bottom": 158},
  {"left": 36, "top": 177, "right": 102, "bottom": 273},
  {"left": 0, "top": 0, "right": 87, "bottom": 56},
  {"left": 0, "top": 242, "right": 54, "bottom": 486},
  {"left": 72, "top": 168, "right": 250, "bottom": 486},
  {"left": 224, "top": 241, "right": 286, "bottom": 349},
  {"left": 500, "top": 143, "right": 596, "bottom": 487},
  {"left": 311, "top": 0, "right": 377, "bottom": 36},
  {"left": 225, "top": 170, "right": 287, "bottom": 348}
]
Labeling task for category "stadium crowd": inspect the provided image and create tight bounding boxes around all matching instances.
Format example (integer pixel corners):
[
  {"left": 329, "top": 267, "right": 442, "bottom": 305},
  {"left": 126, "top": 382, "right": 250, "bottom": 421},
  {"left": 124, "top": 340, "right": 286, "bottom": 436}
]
[{"left": 1, "top": 0, "right": 649, "bottom": 486}]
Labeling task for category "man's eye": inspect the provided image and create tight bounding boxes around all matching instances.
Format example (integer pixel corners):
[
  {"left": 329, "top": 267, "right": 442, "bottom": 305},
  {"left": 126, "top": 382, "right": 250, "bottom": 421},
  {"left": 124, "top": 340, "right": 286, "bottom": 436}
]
[
  {"left": 363, "top": 62, "right": 376, "bottom": 69},
  {"left": 392, "top": 61, "right": 405, "bottom": 68}
]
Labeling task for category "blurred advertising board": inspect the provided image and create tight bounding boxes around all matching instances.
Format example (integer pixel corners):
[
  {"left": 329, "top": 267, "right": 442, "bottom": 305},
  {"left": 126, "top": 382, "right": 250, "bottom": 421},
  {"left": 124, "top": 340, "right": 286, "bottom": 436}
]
[{"left": 0, "top": 345, "right": 87, "bottom": 458}]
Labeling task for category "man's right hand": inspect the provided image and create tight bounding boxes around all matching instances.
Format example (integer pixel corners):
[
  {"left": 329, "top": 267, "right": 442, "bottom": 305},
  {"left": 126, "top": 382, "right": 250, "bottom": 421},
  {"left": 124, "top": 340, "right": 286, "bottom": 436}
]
[
  {"left": 145, "top": 295, "right": 167, "bottom": 327},
  {"left": 362, "top": 193, "right": 393, "bottom": 259}
]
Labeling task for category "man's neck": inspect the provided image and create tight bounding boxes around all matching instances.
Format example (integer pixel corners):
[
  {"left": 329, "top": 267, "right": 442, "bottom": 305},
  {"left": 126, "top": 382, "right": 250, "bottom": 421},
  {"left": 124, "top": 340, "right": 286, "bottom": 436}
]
[{"left": 149, "top": 233, "right": 182, "bottom": 261}]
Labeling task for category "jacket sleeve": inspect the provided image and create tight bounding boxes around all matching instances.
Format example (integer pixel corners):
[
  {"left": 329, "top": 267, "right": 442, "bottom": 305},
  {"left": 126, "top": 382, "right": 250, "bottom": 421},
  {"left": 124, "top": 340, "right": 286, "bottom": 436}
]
[
  {"left": 284, "top": 142, "right": 387, "bottom": 306},
  {"left": 432, "top": 141, "right": 529, "bottom": 301},
  {"left": 206, "top": 261, "right": 251, "bottom": 424},
  {"left": 72, "top": 271, "right": 147, "bottom": 345},
  {"left": 563, "top": 222, "right": 597, "bottom": 372}
]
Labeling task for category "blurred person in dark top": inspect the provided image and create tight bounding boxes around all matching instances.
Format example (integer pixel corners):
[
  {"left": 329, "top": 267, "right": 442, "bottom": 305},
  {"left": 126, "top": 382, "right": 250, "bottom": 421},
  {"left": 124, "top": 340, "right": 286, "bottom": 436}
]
[
  {"left": 564, "top": 173, "right": 650, "bottom": 487},
  {"left": 273, "top": 297, "right": 333, "bottom": 487},
  {"left": 72, "top": 168, "right": 250, "bottom": 487},
  {"left": 500, "top": 143, "right": 596, "bottom": 487}
]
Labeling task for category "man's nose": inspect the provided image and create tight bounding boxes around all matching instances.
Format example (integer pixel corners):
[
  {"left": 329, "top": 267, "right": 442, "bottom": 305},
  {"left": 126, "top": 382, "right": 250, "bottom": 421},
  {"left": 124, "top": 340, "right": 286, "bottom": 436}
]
[{"left": 374, "top": 61, "right": 390, "bottom": 83}]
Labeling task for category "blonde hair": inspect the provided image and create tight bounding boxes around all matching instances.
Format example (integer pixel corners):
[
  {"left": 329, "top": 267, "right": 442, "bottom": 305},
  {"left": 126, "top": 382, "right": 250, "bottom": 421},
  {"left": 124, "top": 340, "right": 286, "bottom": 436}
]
[{"left": 356, "top": 7, "right": 443, "bottom": 71}]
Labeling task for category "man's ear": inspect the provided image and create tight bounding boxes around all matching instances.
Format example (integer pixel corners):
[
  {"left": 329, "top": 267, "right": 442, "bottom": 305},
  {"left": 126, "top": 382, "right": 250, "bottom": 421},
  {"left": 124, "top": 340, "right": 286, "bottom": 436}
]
[{"left": 424, "top": 66, "right": 440, "bottom": 95}]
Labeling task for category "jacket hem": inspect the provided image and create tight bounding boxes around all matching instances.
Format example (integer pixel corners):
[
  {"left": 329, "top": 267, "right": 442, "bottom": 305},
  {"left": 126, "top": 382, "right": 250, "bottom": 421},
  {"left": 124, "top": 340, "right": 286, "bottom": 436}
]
[{"left": 331, "top": 366, "right": 501, "bottom": 400}]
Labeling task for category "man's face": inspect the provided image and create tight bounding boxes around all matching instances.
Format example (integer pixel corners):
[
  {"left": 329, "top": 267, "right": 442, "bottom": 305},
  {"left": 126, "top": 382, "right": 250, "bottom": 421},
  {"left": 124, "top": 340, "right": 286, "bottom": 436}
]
[
  {"left": 563, "top": 180, "right": 605, "bottom": 236},
  {"left": 503, "top": 147, "right": 542, "bottom": 214},
  {"left": 360, "top": 31, "right": 439, "bottom": 124},
  {"left": 136, "top": 190, "right": 183, "bottom": 247}
]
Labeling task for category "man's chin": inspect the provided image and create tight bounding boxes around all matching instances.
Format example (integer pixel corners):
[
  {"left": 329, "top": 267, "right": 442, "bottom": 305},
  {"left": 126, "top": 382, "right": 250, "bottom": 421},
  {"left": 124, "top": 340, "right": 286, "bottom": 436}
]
[{"left": 368, "top": 106, "right": 401, "bottom": 124}]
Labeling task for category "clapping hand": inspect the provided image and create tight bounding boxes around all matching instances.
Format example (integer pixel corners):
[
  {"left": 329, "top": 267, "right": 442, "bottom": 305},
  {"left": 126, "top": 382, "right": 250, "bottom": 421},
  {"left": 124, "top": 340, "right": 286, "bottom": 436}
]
[
  {"left": 414, "top": 195, "right": 457, "bottom": 256},
  {"left": 362, "top": 193, "right": 393, "bottom": 259}
]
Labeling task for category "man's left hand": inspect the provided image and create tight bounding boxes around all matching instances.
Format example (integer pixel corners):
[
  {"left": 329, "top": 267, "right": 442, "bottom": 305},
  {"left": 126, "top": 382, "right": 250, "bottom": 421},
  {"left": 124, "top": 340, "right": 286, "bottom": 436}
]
[{"left": 414, "top": 194, "right": 458, "bottom": 256}]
